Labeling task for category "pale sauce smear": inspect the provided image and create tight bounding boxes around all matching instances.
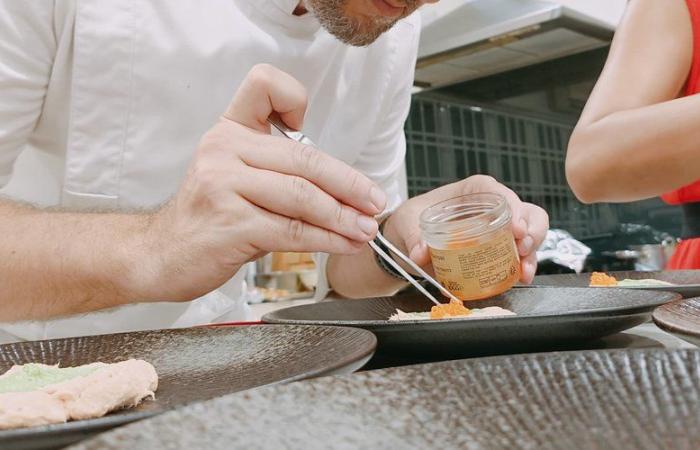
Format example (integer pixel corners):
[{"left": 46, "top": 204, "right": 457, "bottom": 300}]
[
  {"left": 589, "top": 272, "right": 674, "bottom": 288},
  {"left": 389, "top": 300, "right": 515, "bottom": 322},
  {"left": 0, "top": 359, "right": 158, "bottom": 430}
]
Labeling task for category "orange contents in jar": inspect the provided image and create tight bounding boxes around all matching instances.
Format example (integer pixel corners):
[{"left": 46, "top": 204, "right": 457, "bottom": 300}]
[{"left": 420, "top": 193, "right": 520, "bottom": 302}]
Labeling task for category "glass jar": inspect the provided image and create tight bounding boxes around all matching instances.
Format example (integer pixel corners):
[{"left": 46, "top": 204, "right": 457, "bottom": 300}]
[{"left": 419, "top": 193, "right": 520, "bottom": 301}]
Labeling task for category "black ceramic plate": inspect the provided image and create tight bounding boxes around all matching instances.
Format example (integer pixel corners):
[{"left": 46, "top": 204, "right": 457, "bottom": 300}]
[
  {"left": 527, "top": 270, "right": 700, "bottom": 298},
  {"left": 653, "top": 297, "right": 700, "bottom": 347},
  {"left": 263, "top": 288, "right": 679, "bottom": 358},
  {"left": 69, "top": 348, "right": 700, "bottom": 450},
  {"left": 0, "top": 325, "right": 376, "bottom": 450}
]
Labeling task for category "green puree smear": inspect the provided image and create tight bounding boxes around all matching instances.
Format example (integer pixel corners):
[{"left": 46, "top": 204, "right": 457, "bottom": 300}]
[{"left": 0, "top": 363, "right": 102, "bottom": 394}]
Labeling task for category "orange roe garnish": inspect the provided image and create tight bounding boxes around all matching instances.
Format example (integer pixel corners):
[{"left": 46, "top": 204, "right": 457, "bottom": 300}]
[
  {"left": 589, "top": 272, "right": 618, "bottom": 287},
  {"left": 430, "top": 299, "right": 472, "bottom": 320}
]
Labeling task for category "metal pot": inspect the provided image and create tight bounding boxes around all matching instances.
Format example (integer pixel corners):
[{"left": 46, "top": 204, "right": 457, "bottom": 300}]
[
  {"left": 254, "top": 271, "right": 301, "bottom": 292},
  {"left": 629, "top": 243, "right": 676, "bottom": 271},
  {"left": 602, "top": 241, "right": 677, "bottom": 271}
]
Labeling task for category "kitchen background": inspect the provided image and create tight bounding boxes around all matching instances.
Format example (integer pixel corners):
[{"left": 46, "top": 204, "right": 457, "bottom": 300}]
[
  {"left": 253, "top": 0, "right": 679, "bottom": 300},
  {"left": 408, "top": 0, "right": 680, "bottom": 239},
  {"left": 402, "top": 0, "right": 681, "bottom": 272}
]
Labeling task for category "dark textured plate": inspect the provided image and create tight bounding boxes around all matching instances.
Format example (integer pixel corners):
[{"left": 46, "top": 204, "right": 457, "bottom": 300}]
[
  {"left": 263, "top": 288, "right": 679, "bottom": 358},
  {"left": 527, "top": 270, "right": 700, "bottom": 298},
  {"left": 69, "top": 348, "right": 700, "bottom": 450},
  {"left": 653, "top": 297, "right": 700, "bottom": 347},
  {"left": 0, "top": 325, "right": 376, "bottom": 450}
]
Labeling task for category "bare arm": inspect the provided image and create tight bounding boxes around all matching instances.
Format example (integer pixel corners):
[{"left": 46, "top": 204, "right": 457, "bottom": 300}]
[
  {"left": 0, "top": 199, "right": 149, "bottom": 320},
  {"left": 1, "top": 66, "right": 385, "bottom": 322},
  {"left": 0, "top": 3, "right": 149, "bottom": 320},
  {"left": 566, "top": 0, "right": 698, "bottom": 203}
]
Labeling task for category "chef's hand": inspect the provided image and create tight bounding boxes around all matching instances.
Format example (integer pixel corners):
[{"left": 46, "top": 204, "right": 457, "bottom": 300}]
[
  {"left": 137, "top": 65, "right": 385, "bottom": 301},
  {"left": 383, "top": 175, "right": 548, "bottom": 284}
]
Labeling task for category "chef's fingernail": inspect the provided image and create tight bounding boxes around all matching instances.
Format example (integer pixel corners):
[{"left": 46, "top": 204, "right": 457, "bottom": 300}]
[
  {"left": 357, "top": 215, "right": 378, "bottom": 237},
  {"left": 520, "top": 236, "right": 534, "bottom": 253},
  {"left": 410, "top": 243, "right": 424, "bottom": 261},
  {"left": 519, "top": 218, "right": 528, "bottom": 231},
  {"left": 525, "top": 261, "right": 537, "bottom": 282},
  {"left": 369, "top": 186, "right": 386, "bottom": 212}
]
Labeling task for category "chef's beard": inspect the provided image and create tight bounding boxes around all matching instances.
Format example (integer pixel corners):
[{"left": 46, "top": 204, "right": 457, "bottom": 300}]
[{"left": 305, "top": 0, "right": 418, "bottom": 47}]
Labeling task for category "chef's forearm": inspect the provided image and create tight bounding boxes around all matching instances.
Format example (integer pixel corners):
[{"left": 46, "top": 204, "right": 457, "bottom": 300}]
[
  {"left": 327, "top": 244, "right": 407, "bottom": 299},
  {"left": 0, "top": 199, "right": 152, "bottom": 321}
]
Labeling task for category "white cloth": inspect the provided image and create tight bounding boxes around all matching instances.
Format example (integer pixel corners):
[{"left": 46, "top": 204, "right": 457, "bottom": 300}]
[
  {"left": 537, "top": 229, "right": 592, "bottom": 274},
  {"left": 0, "top": 0, "right": 419, "bottom": 342}
]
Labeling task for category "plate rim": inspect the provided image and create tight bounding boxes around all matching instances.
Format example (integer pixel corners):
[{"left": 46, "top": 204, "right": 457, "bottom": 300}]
[
  {"left": 520, "top": 284, "right": 700, "bottom": 291},
  {"left": 0, "top": 324, "right": 377, "bottom": 443},
  {"left": 652, "top": 297, "right": 700, "bottom": 339},
  {"left": 263, "top": 288, "right": 680, "bottom": 327},
  {"left": 68, "top": 348, "right": 700, "bottom": 450},
  {"left": 523, "top": 270, "right": 700, "bottom": 291},
  {"left": 374, "top": 346, "right": 700, "bottom": 373}
]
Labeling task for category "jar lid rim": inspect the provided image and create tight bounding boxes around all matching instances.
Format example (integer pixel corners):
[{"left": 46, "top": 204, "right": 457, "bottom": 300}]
[
  {"left": 420, "top": 193, "right": 506, "bottom": 222},
  {"left": 419, "top": 193, "right": 511, "bottom": 240}
]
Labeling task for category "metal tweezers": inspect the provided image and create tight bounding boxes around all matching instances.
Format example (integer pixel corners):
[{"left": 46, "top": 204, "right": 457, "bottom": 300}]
[{"left": 268, "top": 113, "right": 460, "bottom": 306}]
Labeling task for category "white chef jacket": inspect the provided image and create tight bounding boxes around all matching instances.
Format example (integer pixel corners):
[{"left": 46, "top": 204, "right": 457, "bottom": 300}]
[{"left": 0, "top": 0, "right": 418, "bottom": 343}]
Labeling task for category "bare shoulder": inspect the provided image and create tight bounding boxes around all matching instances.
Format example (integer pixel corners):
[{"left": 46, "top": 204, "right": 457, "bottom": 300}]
[
  {"left": 577, "top": 0, "right": 693, "bottom": 124},
  {"left": 619, "top": 0, "right": 692, "bottom": 55}
]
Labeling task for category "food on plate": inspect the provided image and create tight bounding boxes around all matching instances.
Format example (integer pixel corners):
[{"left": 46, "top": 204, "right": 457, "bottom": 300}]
[
  {"left": 617, "top": 278, "right": 674, "bottom": 287},
  {"left": 389, "top": 299, "right": 516, "bottom": 321},
  {"left": 0, "top": 359, "right": 158, "bottom": 430},
  {"left": 430, "top": 299, "right": 472, "bottom": 319},
  {"left": 589, "top": 272, "right": 619, "bottom": 287},
  {"left": 589, "top": 272, "right": 674, "bottom": 288}
]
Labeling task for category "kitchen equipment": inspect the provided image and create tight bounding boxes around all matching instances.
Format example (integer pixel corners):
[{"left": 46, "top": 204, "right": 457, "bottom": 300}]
[
  {"left": 253, "top": 271, "right": 312, "bottom": 302},
  {"left": 603, "top": 241, "right": 677, "bottom": 271},
  {"left": 629, "top": 243, "right": 676, "bottom": 271},
  {"left": 416, "top": 0, "right": 616, "bottom": 89},
  {"left": 298, "top": 269, "right": 318, "bottom": 291},
  {"left": 253, "top": 251, "right": 317, "bottom": 301},
  {"left": 254, "top": 271, "right": 300, "bottom": 292}
]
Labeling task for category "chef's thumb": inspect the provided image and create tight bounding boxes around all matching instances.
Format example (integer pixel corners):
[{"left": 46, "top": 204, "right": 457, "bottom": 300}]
[
  {"left": 223, "top": 64, "right": 308, "bottom": 133},
  {"left": 404, "top": 227, "right": 431, "bottom": 268}
]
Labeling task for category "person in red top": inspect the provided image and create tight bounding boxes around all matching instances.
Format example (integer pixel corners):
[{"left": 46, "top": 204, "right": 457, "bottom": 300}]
[{"left": 566, "top": 0, "right": 700, "bottom": 269}]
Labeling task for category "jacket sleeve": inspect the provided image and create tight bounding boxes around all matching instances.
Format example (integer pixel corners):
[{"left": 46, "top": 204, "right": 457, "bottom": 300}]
[{"left": 0, "top": 0, "right": 57, "bottom": 187}]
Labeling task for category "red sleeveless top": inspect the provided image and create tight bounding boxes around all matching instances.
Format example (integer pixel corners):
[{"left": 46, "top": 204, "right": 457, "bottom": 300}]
[
  {"left": 662, "top": 0, "right": 700, "bottom": 205},
  {"left": 664, "top": 0, "right": 700, "bottom": 268}
]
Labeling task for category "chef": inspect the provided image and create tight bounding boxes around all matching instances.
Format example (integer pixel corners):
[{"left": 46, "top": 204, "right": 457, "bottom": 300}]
[{"left": 0, "top": 0, "right": 548, "bottom": 342}]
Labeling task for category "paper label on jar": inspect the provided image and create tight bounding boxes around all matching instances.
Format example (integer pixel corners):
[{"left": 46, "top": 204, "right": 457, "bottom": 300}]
[{"left": 429, "top": 228, "right": 520, "bottom": 300}]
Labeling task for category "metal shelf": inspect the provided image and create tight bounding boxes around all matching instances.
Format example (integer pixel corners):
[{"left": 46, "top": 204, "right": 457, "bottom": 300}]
[{"left": 404, "top": 97, "right": 664, "bottom": 239}]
